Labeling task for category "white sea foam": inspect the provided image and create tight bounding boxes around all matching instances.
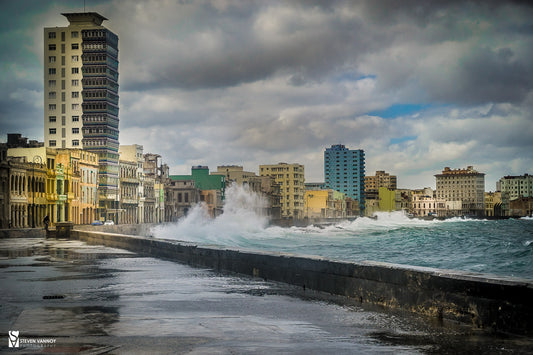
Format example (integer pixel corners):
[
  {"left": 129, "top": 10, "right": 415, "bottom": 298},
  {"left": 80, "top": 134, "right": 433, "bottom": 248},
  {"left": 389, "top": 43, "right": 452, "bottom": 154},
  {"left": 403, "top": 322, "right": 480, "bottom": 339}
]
[{"left": 151, "top": 183, "right": 270, "bottom": 246}]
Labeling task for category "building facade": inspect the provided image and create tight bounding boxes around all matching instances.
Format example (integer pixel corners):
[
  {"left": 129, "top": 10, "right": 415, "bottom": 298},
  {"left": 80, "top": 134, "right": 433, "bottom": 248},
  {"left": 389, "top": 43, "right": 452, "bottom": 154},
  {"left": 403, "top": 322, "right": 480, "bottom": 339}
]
[
  {"left": 212, "top": 165, "right": 281, "bottom": 219},
  {"left": 259, "top": 163, "right": 305, "bottom": 219},
  {"left": 485, "top": 191, "right": 502, "bottom": 217},
  {"left": 165, "top": 179, "right": 199, "bottom": 222},
  {"left": 498, "top": 174, "right": 533, "bottom": 202},
  {"left": 435, "top": 166, "right": 485, "bottom": 217},
  {"left": 365, "top": 171, "right": 397, "bottom": 200},
  {"left": 119, "top": 159, "right": 139, "bottom": 224},
  {"left": 44, "top": 12, "right": 120, "bottom": 222},
  {"left": 324, "top": 144, "right": 365, "bottom": 213},
  {"left": 119, "top": 145, "right": 144, "bottom": 223}
]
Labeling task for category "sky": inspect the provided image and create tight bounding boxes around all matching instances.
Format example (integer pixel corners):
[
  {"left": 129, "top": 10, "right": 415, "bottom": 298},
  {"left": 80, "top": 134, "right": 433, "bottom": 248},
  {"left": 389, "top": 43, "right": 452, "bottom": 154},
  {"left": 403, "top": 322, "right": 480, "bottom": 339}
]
[{"left": 0, "top": 0, "right": 532, "bottom": 190}]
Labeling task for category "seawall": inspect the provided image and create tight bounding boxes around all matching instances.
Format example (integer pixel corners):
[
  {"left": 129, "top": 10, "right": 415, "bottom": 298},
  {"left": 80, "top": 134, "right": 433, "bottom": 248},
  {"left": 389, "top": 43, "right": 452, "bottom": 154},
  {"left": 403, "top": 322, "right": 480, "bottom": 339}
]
[{"left": 70, "top": 228, "right": 533, "bottom": 336}]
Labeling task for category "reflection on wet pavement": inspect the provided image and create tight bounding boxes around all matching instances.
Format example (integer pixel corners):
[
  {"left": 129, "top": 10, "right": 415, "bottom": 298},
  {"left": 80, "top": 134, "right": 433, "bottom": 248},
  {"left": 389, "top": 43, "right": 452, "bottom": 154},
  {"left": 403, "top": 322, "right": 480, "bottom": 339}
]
[{"left": 1, "top": 237, "right": 532, "bottom": 354}]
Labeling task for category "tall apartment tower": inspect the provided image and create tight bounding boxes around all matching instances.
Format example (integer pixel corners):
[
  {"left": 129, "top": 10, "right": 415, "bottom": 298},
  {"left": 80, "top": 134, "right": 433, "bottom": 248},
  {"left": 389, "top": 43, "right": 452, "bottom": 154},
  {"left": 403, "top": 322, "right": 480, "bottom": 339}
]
[
  {"left": 44, "top": 12, "right": 119, "bottom": 219},
  {"left": 324, "top": 144, "right": 365, "bottom": 212}
]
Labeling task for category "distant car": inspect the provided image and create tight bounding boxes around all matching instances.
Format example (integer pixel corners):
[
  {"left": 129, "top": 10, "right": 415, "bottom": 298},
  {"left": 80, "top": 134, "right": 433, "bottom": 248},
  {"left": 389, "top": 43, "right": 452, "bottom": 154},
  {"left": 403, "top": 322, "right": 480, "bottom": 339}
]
[
  {"left": 104, "top": 220, "right": 115, "bottom": 225},
  {"left": 91, "top": 220, "right": 103, "bottom": 225}
]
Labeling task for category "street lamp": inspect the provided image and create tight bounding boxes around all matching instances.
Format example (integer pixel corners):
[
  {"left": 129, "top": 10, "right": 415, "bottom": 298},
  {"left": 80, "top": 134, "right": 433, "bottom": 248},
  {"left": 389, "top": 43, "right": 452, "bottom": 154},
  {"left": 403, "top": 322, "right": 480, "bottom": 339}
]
[{"left": 31, "top": 155, "right": 43, "bottom": 228}]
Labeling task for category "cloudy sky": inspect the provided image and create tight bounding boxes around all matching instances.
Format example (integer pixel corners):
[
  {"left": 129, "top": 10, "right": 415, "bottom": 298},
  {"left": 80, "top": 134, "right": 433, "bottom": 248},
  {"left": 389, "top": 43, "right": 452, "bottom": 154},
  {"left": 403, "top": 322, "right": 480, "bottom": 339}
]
[{"left": 1, "top": 0, "right": 532, "bottom": 189}]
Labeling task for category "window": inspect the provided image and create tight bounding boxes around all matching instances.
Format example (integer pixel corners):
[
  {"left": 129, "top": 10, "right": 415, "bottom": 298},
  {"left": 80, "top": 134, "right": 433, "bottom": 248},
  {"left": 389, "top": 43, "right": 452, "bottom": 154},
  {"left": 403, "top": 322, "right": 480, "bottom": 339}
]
[
  {"left": 72, "top": 140, "right": 79, "bottom": 146},
  {"left": 72, "top": 128, "right": 79, "bottom": 134},
  {"left": 48, "top": 32, "right": 56, "bottom": 39},
  {"left": 71, "top": 55, "right": 79, "bottom": 62},
  {"left": 72, "top": 116, "right": 79, "bottom": 122},
  {"left": 48, "top": 92, "right": 56, "bottom": 99},
  {"left": 71, "top": 31, "right": 78, "bottom": 38},
  {"left": 71, "top": 67, "right": 79, "bottom": 74},
  {"left": 48, "top": 44, "right": 56, "bottom": 51},
  {"left": 49, "top": 116, "right": 56, "bottom": 122},
  {"left": 72, "top": 103, "right": 80, "bottom": 110},
  {"left": 49, "top": 128, "right": 56, "bottom": 134},
  {"left": 48, "top": 104, "right": 56, "bottom": 111},
  {"left": 49, "top": 56, "right": 56, "bottom": 63},
  {"left": 49, "top": 140, "right": 56, "bottom": 147},
  {"left": 71, "top": 43, "right": 79, "bottom": 50},
  {"left": 48, "top": 68, "right": 56, "bottom": 75},
  {"left": 71, "top": 91, "right": 79, "bottom": 98}
]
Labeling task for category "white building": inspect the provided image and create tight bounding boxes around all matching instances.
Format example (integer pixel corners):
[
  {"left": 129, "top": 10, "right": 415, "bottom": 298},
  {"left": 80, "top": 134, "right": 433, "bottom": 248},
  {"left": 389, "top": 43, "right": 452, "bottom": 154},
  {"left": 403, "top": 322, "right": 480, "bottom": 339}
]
[
  {"left": 44, "top": 12, "right": 120, "bottom": 221},
  {"left": 498, "top": 174, "right": 533, "bottom": 201}
]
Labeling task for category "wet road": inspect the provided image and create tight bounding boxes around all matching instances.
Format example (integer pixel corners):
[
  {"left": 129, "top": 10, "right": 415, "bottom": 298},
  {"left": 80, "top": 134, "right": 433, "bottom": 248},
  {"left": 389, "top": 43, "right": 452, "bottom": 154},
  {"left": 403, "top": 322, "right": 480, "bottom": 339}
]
[{"left": 1, "top": 238, "right": 532, "bottom": 354}]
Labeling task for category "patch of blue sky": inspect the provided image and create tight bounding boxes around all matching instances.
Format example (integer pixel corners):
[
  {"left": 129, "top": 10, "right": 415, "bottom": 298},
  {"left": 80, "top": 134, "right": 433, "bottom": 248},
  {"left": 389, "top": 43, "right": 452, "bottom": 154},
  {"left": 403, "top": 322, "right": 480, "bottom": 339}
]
[
  {"left": 389, "top": 136, "right": 417, "bottom": 145},
  {"left": 369, "top": 104, "right": 429, "bottom": 119}
]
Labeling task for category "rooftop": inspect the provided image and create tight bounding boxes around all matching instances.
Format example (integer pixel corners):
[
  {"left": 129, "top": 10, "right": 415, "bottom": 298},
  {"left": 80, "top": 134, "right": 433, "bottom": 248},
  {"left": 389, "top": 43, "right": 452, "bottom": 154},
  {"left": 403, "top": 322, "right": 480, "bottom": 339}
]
[{"left": 62, "top": 12, "right": 107, "bottom": 26}]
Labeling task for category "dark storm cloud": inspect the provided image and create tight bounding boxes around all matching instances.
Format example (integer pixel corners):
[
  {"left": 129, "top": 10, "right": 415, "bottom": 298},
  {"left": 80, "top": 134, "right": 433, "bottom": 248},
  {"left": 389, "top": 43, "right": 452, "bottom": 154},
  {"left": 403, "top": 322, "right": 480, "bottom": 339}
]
[
  {"left": 112, "top": 0, "right": 533, "bottom": 107},
  {"left": 115, "top": 1, "right": 373, "bottom": 90},
  {"left": 1, "top": 0, "right": 532, "bottom": 187}
]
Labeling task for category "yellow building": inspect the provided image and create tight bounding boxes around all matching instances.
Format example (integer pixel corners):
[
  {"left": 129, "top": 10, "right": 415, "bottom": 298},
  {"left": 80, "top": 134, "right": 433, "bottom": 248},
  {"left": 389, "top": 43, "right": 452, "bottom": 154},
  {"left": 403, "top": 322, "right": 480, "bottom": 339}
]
[
  {"left": 56, "top": 149, "right": 98, "bottom": 224},
  {"left": 260, "top": 163, "right": 305, "bottom": 219},
  {"left": 305, "top": 190, "right": 332, "bottom": 219},
  {"left": 304, "top": 190, "right": 345, "bottom": 219},
  {"left": 485, "top": 191, "right": 502, "bottom": 217},
  {"left": 7, "top": 147, "right": 60, "bottom": 224},
  {"left": 378, "top": 187, "right": 402, "bottom": 212},
  {"left": 365, "top": 171, "right": 397, "bottom": 200}
]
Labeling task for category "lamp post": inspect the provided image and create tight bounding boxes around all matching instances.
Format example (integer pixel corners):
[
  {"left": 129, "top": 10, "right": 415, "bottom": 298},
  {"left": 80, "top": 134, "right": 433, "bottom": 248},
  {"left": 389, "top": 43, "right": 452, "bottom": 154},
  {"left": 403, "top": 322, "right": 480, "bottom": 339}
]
[{"left": 31, "top": 155, "right": 43, "bottom": 228}]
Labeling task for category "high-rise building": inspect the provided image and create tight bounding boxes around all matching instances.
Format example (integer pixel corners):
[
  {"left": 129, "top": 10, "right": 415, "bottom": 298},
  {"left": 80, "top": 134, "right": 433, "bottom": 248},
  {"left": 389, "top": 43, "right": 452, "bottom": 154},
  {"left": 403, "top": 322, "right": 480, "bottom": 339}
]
[
  {"left": 44, "top": 12, "right": 120, "bottom": 219},
  {"left": 324, "top": 144, "right": 365, "bottom": 212},
  {"left": 435, "top": 166, "right": 485, "bottom": 217},
  {"left": 259, "top": 163, "right": 305, "bottom": 219}
]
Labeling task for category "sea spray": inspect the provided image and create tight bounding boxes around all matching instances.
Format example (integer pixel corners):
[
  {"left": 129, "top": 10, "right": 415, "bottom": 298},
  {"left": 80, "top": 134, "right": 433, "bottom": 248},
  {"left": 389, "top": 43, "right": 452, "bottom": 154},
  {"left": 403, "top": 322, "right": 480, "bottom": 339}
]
[
  {"left": 152, "top": 189, "right": 533, "bottom": 279},
  {"left": 152, "top": 183, "right": 269, "bottom": 245}
]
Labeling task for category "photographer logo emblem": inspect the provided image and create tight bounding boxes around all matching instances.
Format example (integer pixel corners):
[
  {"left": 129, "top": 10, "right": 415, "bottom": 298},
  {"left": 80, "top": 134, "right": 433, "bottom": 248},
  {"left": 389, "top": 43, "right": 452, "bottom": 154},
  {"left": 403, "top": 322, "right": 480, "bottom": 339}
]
[{"left": 8, "top": 331, "right": 19, "bottom": 348}]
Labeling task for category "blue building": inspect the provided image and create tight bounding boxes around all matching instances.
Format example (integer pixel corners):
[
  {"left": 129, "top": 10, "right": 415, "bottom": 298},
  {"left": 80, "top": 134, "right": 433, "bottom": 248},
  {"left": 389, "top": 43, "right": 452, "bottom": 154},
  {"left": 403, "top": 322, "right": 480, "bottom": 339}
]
[{"left": 324, "top": 144, "right": 365, "bottom": 213}]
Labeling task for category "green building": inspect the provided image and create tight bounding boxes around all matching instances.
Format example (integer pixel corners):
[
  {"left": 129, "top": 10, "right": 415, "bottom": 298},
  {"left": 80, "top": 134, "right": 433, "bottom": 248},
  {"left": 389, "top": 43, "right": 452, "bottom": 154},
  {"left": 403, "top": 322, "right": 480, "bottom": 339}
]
[{"left": 170, "top": 166, "right": 226, "bottom": 199}]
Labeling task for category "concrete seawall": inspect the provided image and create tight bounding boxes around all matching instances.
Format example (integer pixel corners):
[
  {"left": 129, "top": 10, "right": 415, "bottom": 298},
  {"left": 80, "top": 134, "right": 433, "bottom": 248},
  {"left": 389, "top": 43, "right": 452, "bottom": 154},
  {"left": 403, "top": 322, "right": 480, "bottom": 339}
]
[{"left": 71, "top": 229, "right": 533, "bottom": 336}]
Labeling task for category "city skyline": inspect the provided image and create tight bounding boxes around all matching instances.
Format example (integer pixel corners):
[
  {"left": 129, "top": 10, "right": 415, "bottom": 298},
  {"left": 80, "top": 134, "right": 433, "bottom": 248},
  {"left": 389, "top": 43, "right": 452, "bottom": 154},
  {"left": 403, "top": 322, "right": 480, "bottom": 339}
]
[{"left": 1, "top": 1, "right": 532, "bottom": 190}]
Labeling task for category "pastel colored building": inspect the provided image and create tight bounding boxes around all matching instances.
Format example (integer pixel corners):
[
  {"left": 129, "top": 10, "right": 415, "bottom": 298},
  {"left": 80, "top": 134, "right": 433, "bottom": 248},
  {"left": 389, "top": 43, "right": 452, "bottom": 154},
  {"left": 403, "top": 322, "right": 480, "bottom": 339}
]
[
  {"left": 435, "top": 166, "right": 485, "bottom": 217},
  {"left": 170, "top": 166, "right": 226, "bottom": 218},
  {"left": 484, "top": 191, "right": 502, "bottom": 217},
  {"left": 260, "top": 163, "right": 305, "bottom": 219},
  {"left": 365, "top": 171, "right": 397, "bottom": 200}
]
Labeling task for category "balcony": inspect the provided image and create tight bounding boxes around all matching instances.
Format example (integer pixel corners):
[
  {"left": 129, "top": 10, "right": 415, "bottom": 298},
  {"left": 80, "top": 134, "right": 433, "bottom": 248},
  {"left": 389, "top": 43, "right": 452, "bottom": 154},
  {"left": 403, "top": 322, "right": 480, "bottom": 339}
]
[
  {"left": 46, "top": 193, "right": 58, "bottom": 201},
  {"left": 121, "top": 198, "right": 138, "bottom": 205}
]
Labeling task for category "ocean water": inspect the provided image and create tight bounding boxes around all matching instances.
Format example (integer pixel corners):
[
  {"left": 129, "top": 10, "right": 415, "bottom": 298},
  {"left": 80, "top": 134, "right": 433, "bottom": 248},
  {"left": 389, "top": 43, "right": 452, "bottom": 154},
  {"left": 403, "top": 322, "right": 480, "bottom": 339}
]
[{"left": 152, "top": 184, "right": 533, "bottom": 280}]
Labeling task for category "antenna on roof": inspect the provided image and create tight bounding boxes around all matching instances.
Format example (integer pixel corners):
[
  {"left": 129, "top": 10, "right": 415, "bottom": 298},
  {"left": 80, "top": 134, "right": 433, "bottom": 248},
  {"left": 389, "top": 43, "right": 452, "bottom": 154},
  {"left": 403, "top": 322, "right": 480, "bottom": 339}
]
[{"left": 84, "top": 0, "right": 86, "bottom": 12}]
